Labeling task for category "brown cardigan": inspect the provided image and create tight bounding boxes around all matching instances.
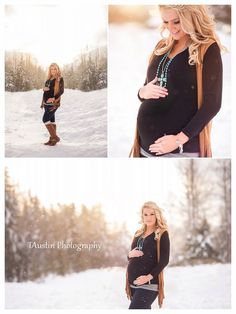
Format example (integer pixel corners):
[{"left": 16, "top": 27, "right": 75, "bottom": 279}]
[{"left": 125, "top": 229, "right": 168, "bottom": 308}]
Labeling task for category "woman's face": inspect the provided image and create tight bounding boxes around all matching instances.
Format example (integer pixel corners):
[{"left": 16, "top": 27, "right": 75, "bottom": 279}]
[
  {"left": 161, "top": 8, "right": 187, "bottom": 41},
  {"left": 50, "top": 66, "right": 58, "bottom": 77},
  {"left": 142, "top": 207, "right": 156, "bottom": 228}
]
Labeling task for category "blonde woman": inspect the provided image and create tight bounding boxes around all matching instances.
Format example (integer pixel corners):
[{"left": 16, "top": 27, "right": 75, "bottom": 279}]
[
  {"left": 41, "top": 63, "right": 64, "bottom": 146},
  {"left": 130, "top": 5, "right": 224, "bottom": 158},
  {"left": 126, "top": 202, "right": 170, "bottom": 309}
]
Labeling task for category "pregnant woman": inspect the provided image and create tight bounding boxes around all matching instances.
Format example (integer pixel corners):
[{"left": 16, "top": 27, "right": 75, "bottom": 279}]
[
  {"left": 130, "top": 5, "right": 224, "bottom": 158},
  {"left": 126, "top": 201, "right": 170, "bottom": 309},
  {"left": 41, "top": 63, "right": 64, "bottom": 146}
]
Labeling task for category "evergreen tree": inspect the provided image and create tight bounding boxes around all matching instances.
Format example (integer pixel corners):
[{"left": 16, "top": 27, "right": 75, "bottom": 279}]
[
  {"left": 5, "top": 169, "right": 21, "bottom": 281},
  {"left": 5, "top": 51, "right": 45, "bottom": 92},
  {"left": 185, "top": 219, "right": 219, "bottom": 264}
]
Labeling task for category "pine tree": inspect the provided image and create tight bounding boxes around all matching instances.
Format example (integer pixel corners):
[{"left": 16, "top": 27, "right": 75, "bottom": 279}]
[
  {"left": 185, "top": 218, "right": 219, "bottom": 264},
  {"left": 5, "top": 169, "right": 21, "bottom": 281}
]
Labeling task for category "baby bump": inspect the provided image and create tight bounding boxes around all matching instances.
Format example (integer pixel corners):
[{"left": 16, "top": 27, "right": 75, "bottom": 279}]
[{"left": 137, "top": 96, "right": 173, "bottom": 144}]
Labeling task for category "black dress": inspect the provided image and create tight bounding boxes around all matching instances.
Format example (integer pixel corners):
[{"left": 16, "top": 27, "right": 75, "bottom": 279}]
[{"left": 137, "top": 42, "right": 222, "bottom": 156}]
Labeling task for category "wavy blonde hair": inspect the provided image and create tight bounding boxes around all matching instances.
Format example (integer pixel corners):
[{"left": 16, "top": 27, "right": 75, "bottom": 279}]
[
  {"left": 156, "top": 5, "right": 225, "bottom": 65},
  {"left": 135, "top": 201, "right": 168, "bottom": 240},
  {"left": 47, "top": 63, "right": 62, "bottom": 96}
]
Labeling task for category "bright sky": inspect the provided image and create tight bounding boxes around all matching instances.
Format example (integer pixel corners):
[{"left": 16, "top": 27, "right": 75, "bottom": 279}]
[
  {"left": 5, "top": 158, "right": 179, "bottom": 233},
  {"left": 5, "top": 4, "right": 107, "bottom": 67}
]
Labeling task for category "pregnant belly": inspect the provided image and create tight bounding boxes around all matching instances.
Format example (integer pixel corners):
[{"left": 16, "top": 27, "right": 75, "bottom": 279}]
[
  {"left": 127, "top": 258, "right": 158, "bottom": 285},
  {"left": 137, "top": 96, "right": 173, "bottom": 149},
  {"left": 127, "top": 259, "right": 148, "bottom": 284}
]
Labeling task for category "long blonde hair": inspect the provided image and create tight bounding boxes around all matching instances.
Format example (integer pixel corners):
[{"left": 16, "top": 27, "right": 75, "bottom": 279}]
[
  {"left": 47, "top": 63, "right": 62, "bottom": 96},
  {"left": 156, "top": 5, "right": 225, "bottom": 65},
  {"left": 135, "top": 201, "right": 168, "bottom": 240}
]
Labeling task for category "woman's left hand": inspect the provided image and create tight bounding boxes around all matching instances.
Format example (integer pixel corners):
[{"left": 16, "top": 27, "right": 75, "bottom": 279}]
[
  {"left": 149, "top": 135, "right": 178, "bottom": 155},
  {"left": 149, "top": 133, "right": 189, "bottom": 155},
  {"left": 133, "top": 274, "right": 153, "bottom": 285},
  {"left": 49, "top": 105, "right": 57, "bottom": 112}
]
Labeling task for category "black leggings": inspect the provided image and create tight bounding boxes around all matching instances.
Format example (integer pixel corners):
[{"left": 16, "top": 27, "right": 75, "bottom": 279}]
[
  {"left": 129, "top": 287, "right": 157, "bottom": 309},
  {"left": 42, "top": 105, "right": 58, "bottom": 124}
]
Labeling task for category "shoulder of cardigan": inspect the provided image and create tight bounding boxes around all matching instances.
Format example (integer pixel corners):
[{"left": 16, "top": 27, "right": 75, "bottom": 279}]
[
  {"left": 197, "top": 39, "right": 216, "bottom": 64},
  {"left": 155, "top": 228, "right": 168, "bottom": 240}
]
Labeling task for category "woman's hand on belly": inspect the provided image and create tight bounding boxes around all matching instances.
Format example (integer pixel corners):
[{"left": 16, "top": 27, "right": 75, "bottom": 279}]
[
  {"left": 49, "top": 105, "right": 57, "bottom": 112},
  {"left": 128, "top": 247, "right": 144, "bottom": 258},
  {"left": 47, "top": 97, "right": 55, "bottom": 103},
  {"left": 133, "top": 274, "right": 153, "bottom": 285},
  {"left": 139, "top": 77, "right": 168, "bottom": 99},
  {"left": 149, "top": 132, "right": 189, "bottom": 155}
]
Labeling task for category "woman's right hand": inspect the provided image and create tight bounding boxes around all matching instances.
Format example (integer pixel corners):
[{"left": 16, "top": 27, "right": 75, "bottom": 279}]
[
  {"left": 128, "top": 247, "right": 144, "bottom": 258},
  {"left": 43, "top": 87, "right": 49, "bottom": 91},
  {"left": 139, "top": 77, "right": 168, "bottom": 99}
]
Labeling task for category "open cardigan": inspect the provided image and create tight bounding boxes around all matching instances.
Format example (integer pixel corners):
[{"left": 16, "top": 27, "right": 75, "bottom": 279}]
[
  {"left": 125, "top": 229, "right": 169, "bottom": 308},
  {"left": 129, "top": 39, "right": 220, "bottom": 157}
]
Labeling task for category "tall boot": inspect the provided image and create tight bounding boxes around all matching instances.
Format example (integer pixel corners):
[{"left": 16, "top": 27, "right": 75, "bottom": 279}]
[
  {"left": 44, "top": 124, "right": 60, "bottom": 146},
  {"left": 52, "top": 124, "right": 60, "bottom": 142},
  {"left": 44, "top": 134, "right": 52, "bottom": 145},
  {"left": 44, "top": 124, "right": 60, "bottom": 145}
]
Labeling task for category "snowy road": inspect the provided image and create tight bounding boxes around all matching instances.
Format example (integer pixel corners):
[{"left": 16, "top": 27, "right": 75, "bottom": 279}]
[
  {"left": 5, "top": 88, "right": 107, "bottom": 157},
  {"left": 5, "top": 264, "right": 230, "bottom": 309}
]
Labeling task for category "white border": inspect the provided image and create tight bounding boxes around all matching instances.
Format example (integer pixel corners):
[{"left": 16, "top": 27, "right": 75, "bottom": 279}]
[{"left": 1, "top": 0, "right": 234, "bottom": 313}]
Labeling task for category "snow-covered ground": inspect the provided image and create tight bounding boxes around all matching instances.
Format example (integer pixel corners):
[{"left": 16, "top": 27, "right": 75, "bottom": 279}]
[
  {"left": 5, "top": 264, "right": 230, "bottom": 309},
  {"left": 108, "top": 23, "right": 231, "bottom": 157},
  {"left": 5, "top": 88, "right": 107, "bottom": 157}
]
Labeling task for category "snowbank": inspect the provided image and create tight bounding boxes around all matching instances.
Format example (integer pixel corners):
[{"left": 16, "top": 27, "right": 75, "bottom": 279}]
[
  {"left": 5, "top": 88, "right": 107, "bottom": 157},
  {"left": 5, "top": 264, "right": 231, "bottom": 309}
]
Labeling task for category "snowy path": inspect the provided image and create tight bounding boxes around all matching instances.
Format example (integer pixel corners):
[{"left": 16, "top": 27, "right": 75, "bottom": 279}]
[
  {"left": 5, "top": 88, "right": 107, "bottom": 157},
  {"left": 5, "top": 264, "right": 230, "bottom": 309}
]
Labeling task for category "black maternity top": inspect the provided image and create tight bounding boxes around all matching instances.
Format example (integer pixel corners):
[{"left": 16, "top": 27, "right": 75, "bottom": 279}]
[
  {"left": 127, "top": 231, "right": 170, "bottom": 285},
  {"left": 137, "top": 42, "right": 222, "bottom": 156},
  {"left": 43, "top": 77, "right": 64, "bottom": 103}
]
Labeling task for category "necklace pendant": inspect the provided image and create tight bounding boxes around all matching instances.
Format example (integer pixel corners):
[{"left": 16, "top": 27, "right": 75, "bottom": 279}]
[
  {"left": 157, "top": 77, "right": 162, "bottom": 86},
  {"left": 157, "top": 75, "right": 165, "bottom": 87}
]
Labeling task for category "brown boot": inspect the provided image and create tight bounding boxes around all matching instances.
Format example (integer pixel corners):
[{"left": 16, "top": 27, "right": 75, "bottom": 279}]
[
  {"left": 44, "top": 124, "right": 60, "bottom": 145},
  {"left": 44, "top": 136, "right": 52, "bottom": 145},
  {"left": 52, "top": 124, "right": 60, "bottom": 142},
  {"left": 45, "top": 124, "right": 60, "bottom": 146}
]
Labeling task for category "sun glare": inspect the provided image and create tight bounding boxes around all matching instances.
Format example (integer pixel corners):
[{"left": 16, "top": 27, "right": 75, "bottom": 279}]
[
  {"left": 5, "top": 159, "right": 176, "bottom": 232},
  {"left": 5, "top": 4, "right": 107, "bottom": 67}
]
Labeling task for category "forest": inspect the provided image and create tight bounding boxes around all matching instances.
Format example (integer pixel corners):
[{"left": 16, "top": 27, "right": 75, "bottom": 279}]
[
  {"left": 5, "top": 159, "right": 231, "bottom": 282},
  {"left": 5, "top": 46, "right": 107, "bottom": 92}
]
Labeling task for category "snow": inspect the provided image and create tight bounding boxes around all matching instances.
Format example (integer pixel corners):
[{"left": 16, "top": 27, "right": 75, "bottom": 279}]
[
  {"left": 5, "top": 88, "right": 107, "bottom": 157},
  {"left": 108, "top": 23, "right": 231, "bottom": 157},
  {"left": 5, "top": 264, "right": 230, "bottom": 309}
]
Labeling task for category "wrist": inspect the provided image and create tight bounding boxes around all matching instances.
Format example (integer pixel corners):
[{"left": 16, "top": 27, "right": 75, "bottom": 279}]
[
  {"left": 176, "top": 132, "right": 189, "bottom": 144},
  {"left": 147, "top": 274, "right": 153, "bottom": 281},
  {"left": 175, "top": 132, "right": 189, "bottom": 154}
]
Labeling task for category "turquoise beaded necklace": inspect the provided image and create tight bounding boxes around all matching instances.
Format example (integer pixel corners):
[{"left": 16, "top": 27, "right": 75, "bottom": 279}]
[
  {"left": 156, "top": 49, "right": 174, "bottom": 88},
  {"left": 137, "top": 236, "right": 145, "bottom": 251}
]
